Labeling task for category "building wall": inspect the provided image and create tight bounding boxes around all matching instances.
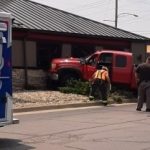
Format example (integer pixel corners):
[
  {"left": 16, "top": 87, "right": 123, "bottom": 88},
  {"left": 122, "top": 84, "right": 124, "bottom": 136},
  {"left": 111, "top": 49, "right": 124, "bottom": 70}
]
[
  {"left": 13, "top": 69, "right": 47, "bottom": 90},
  {"left": 12, "top": 40, "right": 24, "bottom": 67},
  {"left": 131, "top": 42, "right": 146, "bottom": 64},
  {"left": 61, "top": 44, "right": 71, "bottom": 58},
  {"left": 12, "top": 69, "right": 25, "bottom": 90},
  {"left": 26, "top": 41, "right": 37, "bottom": 67},
  {"left": 12, "top": 37, "right": 147, "bottom": 90},
  {"left": 12, "top": 40, "right": 43, "bottom": 90},
  {"left": 12, "top": 40, "right": 37, "bottom": 67}
]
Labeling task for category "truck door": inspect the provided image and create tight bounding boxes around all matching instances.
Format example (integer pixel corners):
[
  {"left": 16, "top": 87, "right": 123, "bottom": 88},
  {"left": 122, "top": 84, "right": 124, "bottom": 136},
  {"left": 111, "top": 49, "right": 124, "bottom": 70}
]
[
  {"left": 83, "top": 54, "right": 98, "bottom": 80},
  {"left": 0, "top": 13, "right": 12, "bottom": 124},
  {"left": 112, "top": 54, "right": 133, "bottom": 84}
]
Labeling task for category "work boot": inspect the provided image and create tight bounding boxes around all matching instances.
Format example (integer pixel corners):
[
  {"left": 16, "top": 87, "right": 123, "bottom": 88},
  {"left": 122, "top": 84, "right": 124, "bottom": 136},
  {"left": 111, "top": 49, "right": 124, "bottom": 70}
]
[
  {"left": 146, "top": 108, "right": 150, "bottom": 112},
  {"left": 89, "top": 96, "right": 94, "bottom": 100},
  {"left": 102, "top": 101, "right": 108, "bottom": 106},
  {"left": 136, "top": 108, "right": 141, "bottom": 111}
]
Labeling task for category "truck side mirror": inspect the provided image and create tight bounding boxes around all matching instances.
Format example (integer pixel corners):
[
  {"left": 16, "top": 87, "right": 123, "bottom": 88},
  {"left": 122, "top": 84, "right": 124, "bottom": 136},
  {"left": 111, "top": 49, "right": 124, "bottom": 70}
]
[{"left": 80, "top": 58, "right": 86, "bottom": 65}]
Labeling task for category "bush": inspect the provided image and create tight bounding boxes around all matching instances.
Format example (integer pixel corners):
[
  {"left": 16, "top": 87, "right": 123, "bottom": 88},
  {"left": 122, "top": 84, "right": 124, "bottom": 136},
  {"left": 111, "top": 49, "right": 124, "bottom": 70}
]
[
  {"left": 109, "top": 85, "right": 136, "bottom": 103},
  {"left": 59, "top": 81, "right": 136, "bottom": 103},
  {"left": 111, "top": 88, "right": 135, "bottom": 99},
  {"left": 59, "top": 79, "right": 90, "bottom": 95}
]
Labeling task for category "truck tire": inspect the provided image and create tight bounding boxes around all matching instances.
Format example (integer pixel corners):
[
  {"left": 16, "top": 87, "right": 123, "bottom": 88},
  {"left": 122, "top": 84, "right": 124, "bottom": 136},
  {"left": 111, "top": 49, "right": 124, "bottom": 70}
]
[
  {"left": 47, "top": 77, "right": 58, "bottom": 90},
  {"left": 59, "top": 72, "right": 79, "bottom": 86}
]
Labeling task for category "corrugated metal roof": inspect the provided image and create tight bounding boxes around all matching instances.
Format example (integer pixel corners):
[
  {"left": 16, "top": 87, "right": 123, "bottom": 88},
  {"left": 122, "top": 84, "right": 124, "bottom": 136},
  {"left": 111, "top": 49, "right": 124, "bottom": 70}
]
[{"left": 0, "top": 0, "right": 149, "bottom": 41}]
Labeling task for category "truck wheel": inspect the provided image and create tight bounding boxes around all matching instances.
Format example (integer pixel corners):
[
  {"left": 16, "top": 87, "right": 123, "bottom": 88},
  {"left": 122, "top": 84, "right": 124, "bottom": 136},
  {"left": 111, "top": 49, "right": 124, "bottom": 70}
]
[
  {"left": 59, "top": 73, "right": 78, "bottom": 86},
  {"left": 47, "top": 77, "right": 58, "bottom": 90}
]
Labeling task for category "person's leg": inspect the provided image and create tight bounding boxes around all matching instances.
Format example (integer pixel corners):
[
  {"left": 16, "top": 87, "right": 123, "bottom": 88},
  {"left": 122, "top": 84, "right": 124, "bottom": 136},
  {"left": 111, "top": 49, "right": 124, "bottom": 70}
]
[
  {"left": 101, "top": 83, "right": 108, "bottom": 105},
  {"left": 137, "top": 82, "right": 145, "bottom": 111},
  {"left": 145, "top": 82, "right": 150, "bottom": 111},
  {"left": 89, "top": 83, "right": 94, "bottom": 99},
  {"left": 89, "top": 82, "right": 97, "bottom": 100}
]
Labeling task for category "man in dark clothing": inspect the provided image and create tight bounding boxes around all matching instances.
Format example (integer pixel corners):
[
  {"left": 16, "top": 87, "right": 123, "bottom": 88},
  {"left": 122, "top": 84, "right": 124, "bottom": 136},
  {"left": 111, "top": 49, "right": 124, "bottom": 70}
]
[{"left": 135, "top": 56, "right": 150, "bottom": 112}]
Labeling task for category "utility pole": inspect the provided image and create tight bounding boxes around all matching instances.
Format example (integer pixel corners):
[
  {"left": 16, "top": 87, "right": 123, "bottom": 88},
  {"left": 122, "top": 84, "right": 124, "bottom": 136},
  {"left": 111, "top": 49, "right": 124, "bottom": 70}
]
[
  {"left": 104, "top": 0, "right": 138, "bottom": 28},
  {"left": 115, "top": 0, "right": 118, "bottom": 28}
]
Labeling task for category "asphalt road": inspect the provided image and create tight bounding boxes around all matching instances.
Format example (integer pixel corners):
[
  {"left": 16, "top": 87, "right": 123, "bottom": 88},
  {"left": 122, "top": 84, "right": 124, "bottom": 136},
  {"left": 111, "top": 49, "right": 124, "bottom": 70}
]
[{"left": 0, "top": 104, "right": 150, "bottom": 150}]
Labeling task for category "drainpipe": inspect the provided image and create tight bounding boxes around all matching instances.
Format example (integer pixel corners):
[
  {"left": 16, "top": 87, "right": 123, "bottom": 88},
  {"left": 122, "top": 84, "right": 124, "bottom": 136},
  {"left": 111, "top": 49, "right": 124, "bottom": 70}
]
[{"left": 23, "top": 37, "right": 28, "bottom": 89}]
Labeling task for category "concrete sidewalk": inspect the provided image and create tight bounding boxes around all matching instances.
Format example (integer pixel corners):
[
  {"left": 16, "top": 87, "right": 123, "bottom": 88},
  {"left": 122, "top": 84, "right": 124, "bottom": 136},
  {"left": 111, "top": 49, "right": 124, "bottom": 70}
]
[{"left": 13, "top": 101, "right": 136, "bottom": 113}]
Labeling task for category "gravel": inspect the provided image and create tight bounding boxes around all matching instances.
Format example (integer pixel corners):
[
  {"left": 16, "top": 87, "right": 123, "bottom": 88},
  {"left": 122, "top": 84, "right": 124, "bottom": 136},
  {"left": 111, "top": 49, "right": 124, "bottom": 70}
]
[{"left": 13, "top": 90, "right": 91, "bottom": 109}]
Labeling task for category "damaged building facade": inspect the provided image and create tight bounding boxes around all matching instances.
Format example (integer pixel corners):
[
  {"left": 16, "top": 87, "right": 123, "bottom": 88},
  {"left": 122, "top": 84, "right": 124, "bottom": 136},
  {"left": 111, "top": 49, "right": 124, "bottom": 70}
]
[{"left": 0, "top": 0, "right": 149, "bottom": 89}]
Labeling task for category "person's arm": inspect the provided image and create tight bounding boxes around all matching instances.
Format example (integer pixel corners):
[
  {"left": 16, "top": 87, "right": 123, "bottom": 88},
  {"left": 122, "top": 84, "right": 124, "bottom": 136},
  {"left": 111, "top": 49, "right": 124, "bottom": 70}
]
[
  {"left": 105, "top": 71, "right": 110, "bottom": 83},
  {"left": 135, "top": 66, "right": 140, "bottom": 85},
  {"left": 135, "top": 72, "right": 140, "bottom": 85},
  {"left": 105, "top": 71, "right": 111, "bottom": 91},
  {"left": 89, "top": 71, "right": 96, "bottom": 82}
]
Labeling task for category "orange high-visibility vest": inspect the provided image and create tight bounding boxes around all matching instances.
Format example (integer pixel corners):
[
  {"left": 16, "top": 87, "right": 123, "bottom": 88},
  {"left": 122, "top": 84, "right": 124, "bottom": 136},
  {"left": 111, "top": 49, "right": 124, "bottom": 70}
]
[{"left": 93, "top": 70, "right": 108, "bottom": 81}]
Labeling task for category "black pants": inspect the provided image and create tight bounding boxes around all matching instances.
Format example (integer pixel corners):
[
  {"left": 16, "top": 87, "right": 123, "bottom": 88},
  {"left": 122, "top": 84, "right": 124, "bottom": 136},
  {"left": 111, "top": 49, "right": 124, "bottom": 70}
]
[{"left": 89, "top": 79, "right": 108, "bottom": 101}]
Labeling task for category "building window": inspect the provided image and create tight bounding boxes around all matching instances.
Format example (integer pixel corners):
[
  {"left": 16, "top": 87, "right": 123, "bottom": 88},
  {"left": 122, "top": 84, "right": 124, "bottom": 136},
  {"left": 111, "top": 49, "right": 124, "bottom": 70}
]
[
  {"left": 72, "top": 44, "right": 95, "bottom": 58},
  {"left": 37, "top": 42, "right": 61, "bottom": 69}
]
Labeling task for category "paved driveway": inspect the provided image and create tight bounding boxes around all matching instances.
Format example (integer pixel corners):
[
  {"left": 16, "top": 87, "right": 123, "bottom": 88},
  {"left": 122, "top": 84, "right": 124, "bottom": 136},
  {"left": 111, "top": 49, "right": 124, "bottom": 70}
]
[{"left": 0, "top": 103, "right": 150, "bottom": 150}]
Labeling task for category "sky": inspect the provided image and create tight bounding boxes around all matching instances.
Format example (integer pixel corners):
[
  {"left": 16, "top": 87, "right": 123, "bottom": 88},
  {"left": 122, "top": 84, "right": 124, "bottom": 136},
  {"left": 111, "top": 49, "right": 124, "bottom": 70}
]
[{"left": 31, "top": 0, "right": 150, "bottom": 38}]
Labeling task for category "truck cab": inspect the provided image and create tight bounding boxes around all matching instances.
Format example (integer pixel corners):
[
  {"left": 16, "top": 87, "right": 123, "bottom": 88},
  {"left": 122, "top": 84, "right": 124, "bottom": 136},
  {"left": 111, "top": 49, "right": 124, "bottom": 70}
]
[{"left": 84, "top": 50, "right": 136, "bottom": 89}]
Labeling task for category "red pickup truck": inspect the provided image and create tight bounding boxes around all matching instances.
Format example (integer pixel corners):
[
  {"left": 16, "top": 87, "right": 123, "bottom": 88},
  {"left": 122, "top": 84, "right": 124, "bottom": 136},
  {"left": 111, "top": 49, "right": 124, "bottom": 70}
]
[{"left": 48, "top": 50, "right": 137, "bottom": 89}]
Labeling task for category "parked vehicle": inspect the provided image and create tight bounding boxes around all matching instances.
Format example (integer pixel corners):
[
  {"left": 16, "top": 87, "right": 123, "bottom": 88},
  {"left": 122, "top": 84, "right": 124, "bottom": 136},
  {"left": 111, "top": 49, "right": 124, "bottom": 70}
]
[
  {"left": 48, "top": 50, "right": 137, "bottom": 90},
  {"left": 0, "top": 12, "right": 19, "bottom": 127}
]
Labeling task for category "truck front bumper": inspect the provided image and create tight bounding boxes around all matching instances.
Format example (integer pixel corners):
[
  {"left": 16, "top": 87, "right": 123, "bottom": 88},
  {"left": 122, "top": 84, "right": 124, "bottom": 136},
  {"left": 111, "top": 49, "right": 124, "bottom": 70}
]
[
  {"left": 49, "top": 73, "right": 59, "bottom": 81},
  {"left": 47, "top": 73, "right": 59, "bottom": 89}
]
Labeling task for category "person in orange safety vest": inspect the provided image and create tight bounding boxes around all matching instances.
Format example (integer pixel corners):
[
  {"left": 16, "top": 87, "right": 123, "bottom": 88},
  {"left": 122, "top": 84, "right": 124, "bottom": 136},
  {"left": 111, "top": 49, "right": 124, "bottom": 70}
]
[{"left": 89, "top": 65, "right": 111, "bottom": 105}]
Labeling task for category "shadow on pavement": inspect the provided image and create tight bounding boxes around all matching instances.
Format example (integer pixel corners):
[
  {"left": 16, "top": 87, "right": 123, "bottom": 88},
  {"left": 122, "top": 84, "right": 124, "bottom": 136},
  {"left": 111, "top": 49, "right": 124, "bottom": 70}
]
[{"left": 0, "top": 138, "right": 34, "bottom": 150}]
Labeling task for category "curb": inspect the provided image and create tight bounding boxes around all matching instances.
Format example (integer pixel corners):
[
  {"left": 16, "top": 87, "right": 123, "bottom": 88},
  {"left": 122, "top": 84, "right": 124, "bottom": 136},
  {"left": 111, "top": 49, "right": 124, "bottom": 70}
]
[{"left": 13, "top": 101, "right": 103, "bottom": 113}]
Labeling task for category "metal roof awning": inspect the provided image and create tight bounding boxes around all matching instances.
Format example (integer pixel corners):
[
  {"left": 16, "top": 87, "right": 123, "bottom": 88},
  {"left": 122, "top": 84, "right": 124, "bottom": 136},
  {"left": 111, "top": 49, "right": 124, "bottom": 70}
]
[{"left": 0, "top": 0, "right": 149, "bottom": 41}]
